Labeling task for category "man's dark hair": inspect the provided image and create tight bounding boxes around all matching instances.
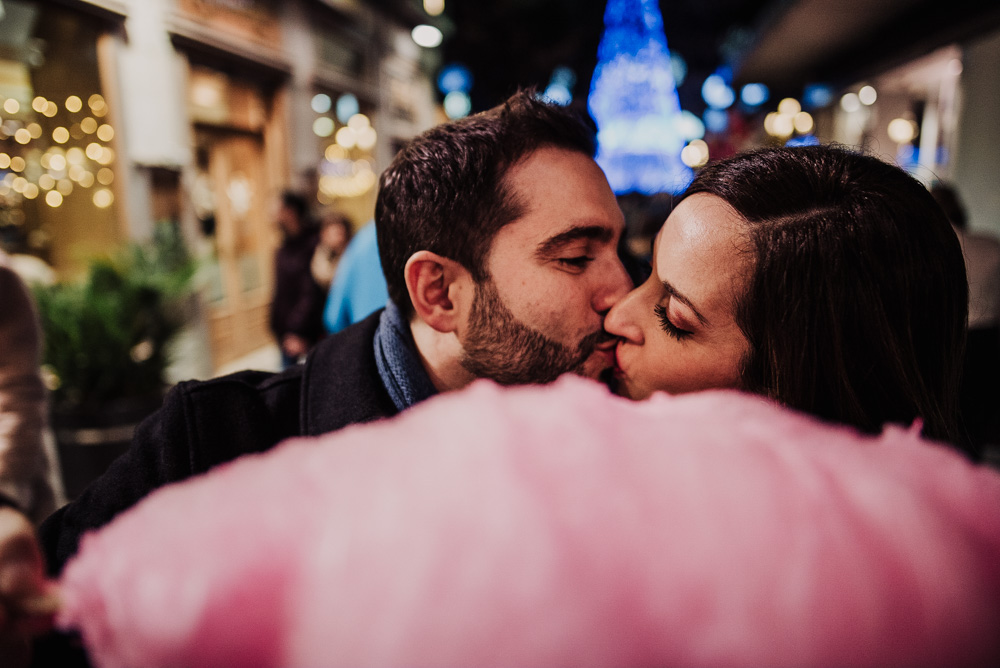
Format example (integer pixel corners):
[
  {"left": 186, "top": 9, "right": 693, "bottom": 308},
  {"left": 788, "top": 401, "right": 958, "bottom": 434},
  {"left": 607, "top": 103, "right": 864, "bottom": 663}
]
[
  {"left": 682, "top": 145, "right": 968, "bottom": 447},
  {"left": 375, "top": 90, "right": 596, "bottom": 317}
]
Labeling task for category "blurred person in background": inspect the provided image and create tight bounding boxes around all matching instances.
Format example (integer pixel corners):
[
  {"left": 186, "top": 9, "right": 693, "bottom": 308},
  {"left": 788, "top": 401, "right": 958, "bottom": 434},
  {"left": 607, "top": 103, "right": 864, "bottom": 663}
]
[
  {"left": 310, "top": 212, "right": 352, "bottom": 290},
  {"left": 323, "top": 220, "right": 390, "bottom": 334},
  {"left": 0, "top": 251, "right": 62, "bottom": 666},
  {"left": 270, "top": 191, "right": 327, "bottom": 368},
  {"left": 931, "top": 183, "right": 1000, "bottom": 452}
]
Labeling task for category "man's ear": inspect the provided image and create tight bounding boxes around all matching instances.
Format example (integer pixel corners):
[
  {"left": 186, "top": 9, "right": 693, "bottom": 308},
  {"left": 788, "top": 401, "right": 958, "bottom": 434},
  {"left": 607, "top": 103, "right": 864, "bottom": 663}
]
[{"left": 404, "top": 251, "right": 472, "bottom": 333}]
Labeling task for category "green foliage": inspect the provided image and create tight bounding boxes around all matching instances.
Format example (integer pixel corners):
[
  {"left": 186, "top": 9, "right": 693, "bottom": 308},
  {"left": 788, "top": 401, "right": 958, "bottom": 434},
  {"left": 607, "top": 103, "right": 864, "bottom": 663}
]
[{"left": 33, "top": 225, "right": 195, "bottom": 411}]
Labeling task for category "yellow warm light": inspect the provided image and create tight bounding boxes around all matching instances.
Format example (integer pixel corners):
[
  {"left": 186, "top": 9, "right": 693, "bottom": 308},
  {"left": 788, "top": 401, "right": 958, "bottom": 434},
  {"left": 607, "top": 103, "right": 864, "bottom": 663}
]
[
  {"left": 93, "top": 188, "right": 114, "bottom": 209},
  {"left": 86, "top": 143, "right": 103, "bottom": 160},
  {"left": 777, "top": 98, "right": 801, "bottom": 115},
  {"left": 764, "top": 112, "right": 779, "bottom": 136},
  {"left": 27, "top": 123, "right": 42, "bottom": 139},
  {"left": 43, "top": 101, "right": 58, "bottom": 118},
  {"left": 312, "top": 117, "right": 334, "bottom": 138},
  {"left": 774, "top": 114, "right": 794, "bottom": 138},
  {"left": 356, "top": 126, "right": 377, "bottom": 151},
  {"left": 858, "top": 85, "right": 877, "bottom": 106},
  {"left": 97, "top": 124, "right": 114, "bottom": 142},
  {"left": 325, "top": 144, "right": 348, "bottom": 161},
  {"left": 97, "top": 167, "right": 114, "bottom": 185},
  {"left": 3, "top": 99, "right": 19, "bottom": 114},
  {"left": 66, "top": 147, "right": 85, "bottom": 164},
  {"left": 97, "top": 147, "right": 115, "bottom": 165},
  {"left": 78, "top": 171, "right": 95, "bottom": 188},
  {"left": 57, "top": 179, "right": 74, "bottom": 196},
  {"left": 80, "top": 117, "right": 98, "bottom": 134},
  {"left": 335, "top": 126, "right": 356, "bottom": 149},
  {"left": 347, "top": 113, "right": 370, "bottom": 131},
  {"left": 12, "top": 177, "right": 26, "bottom": 193},
  {"left": 680, "top": 139, "right": 710, "bottom": 168},
  {"left": 49, "top": 154, "right": 68, "bottom": 172},
  {"left": 22, "top": 183, "right": 39, "bottom": 200},
  {"left": 45, "top": 191, "right": 63, "bottom": 208},
  {"left": 14, "top": 128, "right": 31, "bottom": 144},
  {"left": 39, "top": 174, "right": 56, "bottom": 190},
  {"left": 793, "top": 111, "right": 814, "bottom": 134},
  {"left": 424, "top": 0, "right": 444, "bottom": 16},
  {"left": 88, "top": 94, "right": 106, "bottom": 110},
  {"left": 65, "top": 96, "right": 83, "bottom": 113},
  {"left": 0, "top": 154, "right": 9, "bottom": 169},
  {"left": 53, "top": 127, "right": 70, "bottom": 144},
  {"left": 887, "top": 118, "right": 916, "bottom": 144},
  {"left": 10, "top": 157, "right": 25, "bottom": 172},
  {"left": 32, "top": 97, "right": 47, "bottom": 113}
]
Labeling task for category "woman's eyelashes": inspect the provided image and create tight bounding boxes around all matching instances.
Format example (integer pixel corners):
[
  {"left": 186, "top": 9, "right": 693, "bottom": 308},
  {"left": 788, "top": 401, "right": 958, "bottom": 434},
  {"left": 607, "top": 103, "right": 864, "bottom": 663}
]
[{"left": 653, "top": 303, "right": 693, "bottom": 340}]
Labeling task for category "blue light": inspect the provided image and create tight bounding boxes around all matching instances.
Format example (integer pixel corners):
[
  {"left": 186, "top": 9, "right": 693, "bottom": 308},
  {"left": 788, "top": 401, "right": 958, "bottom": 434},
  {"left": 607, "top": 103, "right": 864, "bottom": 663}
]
[
  {"left": 588, "top": 0, "right": 693, "bottom": 195},
  {"left": 670, "top": 53, "right": 687, "bottom": 86},
  {"left": 543, "top": 83, "right": 572, "bottom": 106},
  {"left": 702, "top": 74, "right": 735, "bottom": 110},
  {"left": 785, "top": 134, "right": 820, "bottom": 147},
  {"left": 803, "top": 84, "right": 834, "bottom": 109},
  {"left": 676, "top": 110, "right": 705, "bottom": 141},
  {"left": 437, "top": 64, "right": 473, "bottom": 95},
  {"left": 740, "top": 83, "right": 769, "bottom": 107},
  {"left": 551, "top": 66, "right": 576, "bottom": 88},
  {"left": 336, "top": 94, "right": 360, "bottom": 124},
  {"left": 703, "top": 108, "right": 729, "bottom": 134}
]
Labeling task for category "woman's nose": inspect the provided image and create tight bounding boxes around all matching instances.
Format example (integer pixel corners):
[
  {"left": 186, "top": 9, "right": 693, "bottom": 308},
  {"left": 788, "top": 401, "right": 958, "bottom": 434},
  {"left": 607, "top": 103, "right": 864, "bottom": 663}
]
[{"left": 603, "top": 287, "right": 644, "bottom": 344}]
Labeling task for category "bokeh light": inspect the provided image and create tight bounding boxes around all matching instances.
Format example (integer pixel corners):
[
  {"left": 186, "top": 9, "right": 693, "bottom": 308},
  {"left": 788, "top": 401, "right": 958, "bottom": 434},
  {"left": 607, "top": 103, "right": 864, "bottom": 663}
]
[
  {"left": 53, "top": 127, "right": 69, "bottom": 143},
  {"left": 312, "top": 117, "right": 334, "bottom": 138},
  {"left": 347, "top": 114, "right": 370, "bottom": 131},
  {"left": 97, "top": 124, "right": 114, "bottom": 142},
  {"left": 443, "top": 91, "right": 471, "bottom": 119},
  {"left": 740, "top": 83, "right": 769, "bottom": 107},
  {"left": 93, "top": 188, "right": 114, "bottom": 208},
  {"left": 793, "top": 111, "right": 814, "bottom": 134},
  {"left": 3, "top": 99, "right": 19, "bottom": 114},
  {"left": 97, "top": 167, "right": 114, "bottom": 185},
  {"left": 65, "top": 96, "right": 83, "bottom": 113},
  {"left": 31, "top": 97, "right": 47, "bottom": 113},
  {"left": 336, "top": 94, "right": 359, "bottom": 124},
  {"left": 840, "top": 93, "right": 861, "bottom": 113},
  {"left": 424, "top": 0, "right": 444, "bottom": 16},
  {"left": 859, "top": 85, "right": 877, "bottom": 105},
  {"left": 311, "top": 94, "right": 332, "bottom": 114},
  {"left": 49, "top": 154, "right": 67, "bottom": 172},
  {"left": 887, "top": 118, "right": 917, "bottom": 144},
  {"left": 46, "top": 190, "right": 63, "bottom": 207},
  {"left": 335, "top": 126, "right": 356, "bottom": 148},
  {"left": 675, "top": 110, "right": 705, "bottom": 141},
  {"left": 14, "top": 128, "right": 30, "bottom": 144},
  {"left": 701, "top": 74, "right": 735, "bottom": 110},
  {"left": 10, "top": 156, "right": 25, "bottom": 172},
  {"left": 703, "top": 108, "right": 729, "bottom": 134},
  {"left": 356, "top": 126, "right": 377, "bottom": 151},
  {"left": 680, "top": 139, "right": 709, "bottom": 168},
  {"left": 80, "top": 117, "right": 98, "bottom": 134},
  {"left": 777, "top": 97, "right": 801, "bottom": 115},
  {"left": 411, "top": 25, "right": 443, "bottom": 48},
  {"left": 438, "top": 64, "right": 473, "bottom": 94}
]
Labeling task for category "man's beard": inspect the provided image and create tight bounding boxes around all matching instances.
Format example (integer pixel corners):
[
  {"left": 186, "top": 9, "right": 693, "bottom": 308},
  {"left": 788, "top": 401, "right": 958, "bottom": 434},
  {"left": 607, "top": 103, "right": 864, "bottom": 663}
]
[{"left": 460, "top": 278, "right": 609, "bottom": 385}]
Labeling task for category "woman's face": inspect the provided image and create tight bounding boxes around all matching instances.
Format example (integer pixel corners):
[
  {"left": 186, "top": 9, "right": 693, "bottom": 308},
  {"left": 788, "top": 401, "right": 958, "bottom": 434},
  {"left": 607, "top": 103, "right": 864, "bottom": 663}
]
[{"left": 605, "top": 193, "right": 751, "bottom": 400}]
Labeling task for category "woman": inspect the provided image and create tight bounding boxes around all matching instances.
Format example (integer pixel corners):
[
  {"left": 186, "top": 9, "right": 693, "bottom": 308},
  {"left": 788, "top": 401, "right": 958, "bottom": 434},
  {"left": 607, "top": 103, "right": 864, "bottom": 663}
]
[{"left": 606, "top": 145, "right": 969, "bottom": 448}]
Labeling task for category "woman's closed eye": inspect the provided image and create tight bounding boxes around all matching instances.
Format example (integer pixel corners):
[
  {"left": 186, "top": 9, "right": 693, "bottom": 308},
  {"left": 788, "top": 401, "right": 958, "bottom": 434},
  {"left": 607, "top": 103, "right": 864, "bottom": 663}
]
[{"left": 654, "top": 304, "right": 693, "bottom": 340}]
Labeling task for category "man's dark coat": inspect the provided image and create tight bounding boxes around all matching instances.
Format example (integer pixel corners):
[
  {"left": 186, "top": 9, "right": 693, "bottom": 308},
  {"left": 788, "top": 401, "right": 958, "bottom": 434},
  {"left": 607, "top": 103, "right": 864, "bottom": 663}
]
[{"left": 39, "top": 310, "right": 396, "bottom": 576}]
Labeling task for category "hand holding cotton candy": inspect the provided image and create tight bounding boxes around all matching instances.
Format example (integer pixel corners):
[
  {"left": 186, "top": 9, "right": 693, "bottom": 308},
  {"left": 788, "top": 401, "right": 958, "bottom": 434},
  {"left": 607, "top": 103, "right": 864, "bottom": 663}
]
[{"left": 58, "top": 377, "right": 1000, "bottom": 667}]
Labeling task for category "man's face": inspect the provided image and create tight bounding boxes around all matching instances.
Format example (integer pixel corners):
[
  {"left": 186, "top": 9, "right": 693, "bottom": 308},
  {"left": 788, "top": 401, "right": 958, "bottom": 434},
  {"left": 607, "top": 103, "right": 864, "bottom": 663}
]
[{"left": 459, "top": 147, "right": 630, "bottom": 383}]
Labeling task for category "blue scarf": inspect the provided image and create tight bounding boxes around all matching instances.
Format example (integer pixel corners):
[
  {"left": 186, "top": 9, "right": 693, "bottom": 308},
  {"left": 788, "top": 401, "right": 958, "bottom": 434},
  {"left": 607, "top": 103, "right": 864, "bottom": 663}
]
[{"left": 373, "top": 302, "right": 438, "bottom": 411}]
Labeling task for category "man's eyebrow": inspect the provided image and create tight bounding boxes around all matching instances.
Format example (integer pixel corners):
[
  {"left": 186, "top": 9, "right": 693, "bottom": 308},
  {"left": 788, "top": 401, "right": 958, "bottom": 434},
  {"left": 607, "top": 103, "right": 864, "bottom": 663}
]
[
  {"left": 662, "top": 280, "right": 709, "bottom": 326},
  {"left": 535, "top": 225, "right": 615, "bottom": 258}
]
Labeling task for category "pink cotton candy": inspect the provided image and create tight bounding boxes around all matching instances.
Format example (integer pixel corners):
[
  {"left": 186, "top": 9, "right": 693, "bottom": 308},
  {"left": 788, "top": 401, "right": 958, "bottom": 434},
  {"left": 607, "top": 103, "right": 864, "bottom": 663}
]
[{"left": 58, "top": 376, "right": 1000, "bottom": 667}]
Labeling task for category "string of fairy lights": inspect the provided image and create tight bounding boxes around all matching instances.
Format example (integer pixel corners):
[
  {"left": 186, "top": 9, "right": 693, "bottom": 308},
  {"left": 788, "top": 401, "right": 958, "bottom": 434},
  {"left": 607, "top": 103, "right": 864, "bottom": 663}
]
[{"left": 0, "top": 93, "right": 116, "bottom": 210}]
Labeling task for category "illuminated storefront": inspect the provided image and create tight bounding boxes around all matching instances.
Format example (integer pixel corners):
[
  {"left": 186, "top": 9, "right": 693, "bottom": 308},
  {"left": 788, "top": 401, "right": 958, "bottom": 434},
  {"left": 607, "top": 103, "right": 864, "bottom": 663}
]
[{"left": 0, "top": 0, "right": 122, "bottom": 276}]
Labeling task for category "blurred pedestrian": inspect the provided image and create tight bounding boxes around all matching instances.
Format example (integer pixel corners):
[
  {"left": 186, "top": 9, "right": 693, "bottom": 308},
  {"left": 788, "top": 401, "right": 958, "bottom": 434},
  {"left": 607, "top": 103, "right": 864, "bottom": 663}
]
[
  {"left": 310, "top": 212, "right": 352, "bottom": 290},
  {"left": 269, "top": 191, "right": 326, "bottom": 368},
  {"left": 0, "top": 251, "right": 62, "bottom": 524},
  {"left": 931, "top": 183, "right": 1000, "bottom": 452},
  {"left": 323, "top": 220, "right": 389, "bottom": 334}
]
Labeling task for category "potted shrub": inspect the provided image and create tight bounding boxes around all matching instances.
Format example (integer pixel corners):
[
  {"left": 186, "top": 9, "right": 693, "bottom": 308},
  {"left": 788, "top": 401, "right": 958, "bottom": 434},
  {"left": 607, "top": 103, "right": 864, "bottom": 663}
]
[{"left": 33, "top": 225, "right": 194, "bottom": 498}]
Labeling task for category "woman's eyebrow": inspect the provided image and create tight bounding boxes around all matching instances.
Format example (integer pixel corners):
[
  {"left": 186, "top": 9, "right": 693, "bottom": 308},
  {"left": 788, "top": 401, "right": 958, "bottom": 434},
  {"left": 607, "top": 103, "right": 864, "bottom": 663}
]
[{"left": 661, "top": 280, "right": 709, "bottom": 326}]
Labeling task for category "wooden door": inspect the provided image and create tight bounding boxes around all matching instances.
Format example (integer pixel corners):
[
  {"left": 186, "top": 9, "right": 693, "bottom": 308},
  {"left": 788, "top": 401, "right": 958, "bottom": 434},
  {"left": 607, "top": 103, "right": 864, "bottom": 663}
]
[{"left": 198, "top": 129, "right": 276, "bottom": 368}]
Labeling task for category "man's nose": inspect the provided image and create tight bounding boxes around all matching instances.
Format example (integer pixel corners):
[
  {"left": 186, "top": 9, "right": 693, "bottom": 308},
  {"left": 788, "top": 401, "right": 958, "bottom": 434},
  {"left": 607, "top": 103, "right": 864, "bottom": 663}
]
[{"left": 593, "top": 257, "right": 632, "bottom": 314}]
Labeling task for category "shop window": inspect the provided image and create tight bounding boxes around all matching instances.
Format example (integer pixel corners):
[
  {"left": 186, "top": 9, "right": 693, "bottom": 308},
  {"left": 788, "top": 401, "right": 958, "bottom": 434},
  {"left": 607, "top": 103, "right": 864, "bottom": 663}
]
[{"left": 0, "top": 1, "right": 118, "bottom": 273}]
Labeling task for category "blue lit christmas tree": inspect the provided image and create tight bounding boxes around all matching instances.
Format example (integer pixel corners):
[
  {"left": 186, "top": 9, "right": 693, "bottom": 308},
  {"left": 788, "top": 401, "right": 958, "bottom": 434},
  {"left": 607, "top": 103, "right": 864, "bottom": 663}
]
[{"left": 588, "top": 0, "right": 693, "bottom": 194}]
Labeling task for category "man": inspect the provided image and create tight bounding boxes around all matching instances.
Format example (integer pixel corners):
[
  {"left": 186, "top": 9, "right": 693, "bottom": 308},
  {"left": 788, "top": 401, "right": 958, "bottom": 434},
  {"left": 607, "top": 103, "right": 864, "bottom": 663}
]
[{"left": 1, "top": 90, "right": 629, "bottom": 661}]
